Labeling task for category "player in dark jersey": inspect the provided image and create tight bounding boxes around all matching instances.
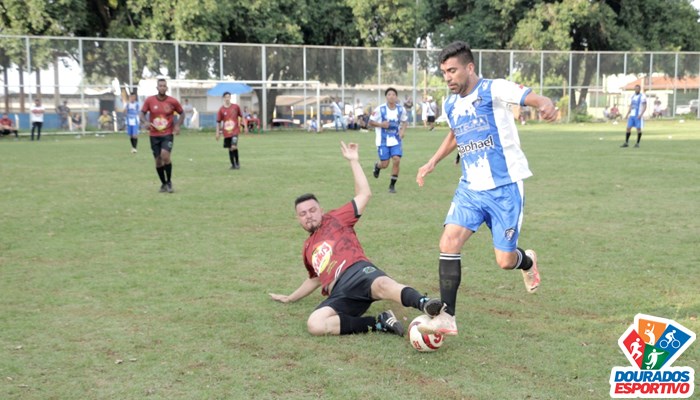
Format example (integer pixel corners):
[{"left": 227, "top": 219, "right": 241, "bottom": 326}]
[
  {"left": 140, "top": 78, "right": 184, "bottom": 193},
  {"left": 269, "top": 142, "right": 442, "bottom": 337},
  {"left": 215, "top": 91, "right": 247, "bottom": 169}
]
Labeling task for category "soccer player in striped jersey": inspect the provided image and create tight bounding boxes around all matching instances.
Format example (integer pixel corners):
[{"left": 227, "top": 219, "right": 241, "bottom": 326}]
[
  {"left": 369, "top": 87, "right": 408, "bottom": 193},
  {"left": 124, "top": 93, "right": 141, "bottom": 153},
  {"left": 621, "top": 85, "right": 647, "bottom": 148},
  {"left": 416, "top": 41, "right": 558, "bottom": 336}
]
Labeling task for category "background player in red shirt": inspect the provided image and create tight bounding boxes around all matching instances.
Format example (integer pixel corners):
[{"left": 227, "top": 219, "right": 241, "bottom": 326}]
[
  {"left": 269, "top": 142, "right": 442, "bottom": 337},
  {"left": 140, "top": 78, "right": 184, "bottom": 193},
  {"left": 215, "top": 91, "right": 247, "bottom": 169}
]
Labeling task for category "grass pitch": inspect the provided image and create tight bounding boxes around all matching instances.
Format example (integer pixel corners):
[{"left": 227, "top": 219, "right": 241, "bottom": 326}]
[{"left": 1, "top": 120, "right": 698, "bottom": 399}]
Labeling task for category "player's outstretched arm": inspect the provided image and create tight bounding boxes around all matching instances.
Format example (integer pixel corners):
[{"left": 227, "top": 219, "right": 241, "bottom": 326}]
[
  {"left": 269, "top": 277, "right": 321, "bottom": 303},
  {"left": 340, "top": 141, "right": 371, "bottom": 215},
  {"left": 524, "top": 93, "right": 557, "bottom": 122},
  {"left": 416, "top": 131, "right": 457, "bottom": 187}
]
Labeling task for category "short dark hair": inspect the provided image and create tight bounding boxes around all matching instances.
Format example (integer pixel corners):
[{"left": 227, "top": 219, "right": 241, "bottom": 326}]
[
  {"left": 384, "top": 87, "right": 398, "bottom": 97},
  {"left": 438, "top": 41, "right": 475, "bottom": 66},
  {"left": 223, "top": 91, "right": 231, "bottom": 98},
  {"left": 294, "top": 193, "right": 318, "bottom": 208},
  {"left": 157, "top": 78, "right": 167, "bottom": 84}
]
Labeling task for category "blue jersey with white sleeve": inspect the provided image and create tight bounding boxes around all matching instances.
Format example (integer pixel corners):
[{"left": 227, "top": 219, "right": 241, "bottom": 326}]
[
  {"left": 126, "top": 101, "right": 140, "bottom": 127},
  {"left": 370, "top": 104, "right": 406, "bottom": 147},
  {"left": 444, "top": 78, "right": 532, "bottom": 191}
]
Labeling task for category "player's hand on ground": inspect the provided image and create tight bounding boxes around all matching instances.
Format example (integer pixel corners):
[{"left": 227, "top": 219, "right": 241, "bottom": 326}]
[
  {"left": 416, "top": 162, "right": 435, "bottom": 187},
  {"left": 340, "top": 141, "right": 359, "bottom": 161},
  {"left": 269, "top": 293, "right": 291, "bottom": 303}
]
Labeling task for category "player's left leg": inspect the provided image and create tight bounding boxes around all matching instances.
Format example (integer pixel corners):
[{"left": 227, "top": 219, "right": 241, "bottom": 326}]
[
  {"left": 388, "top": 151, "right": 401, "bottom": 193},
  {"left": 487, "top": 181, "right": 539, "bottom": 293},
  {"left": 370, "top": 276, "right": 442, "bottom": 317}
]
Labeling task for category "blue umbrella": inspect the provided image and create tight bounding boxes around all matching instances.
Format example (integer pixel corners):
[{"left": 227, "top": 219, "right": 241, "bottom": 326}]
[{"left": 207, "top": 82, "right": 254, "bottom": 96}]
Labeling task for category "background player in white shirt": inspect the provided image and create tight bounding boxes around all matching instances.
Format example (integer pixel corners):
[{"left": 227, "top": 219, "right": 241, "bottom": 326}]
[
  {"left": 415, "top": 41, "right": 557, "bottom": 336},
  {"left": 369, "top": 88, "right": 408, "bottom": 193}
]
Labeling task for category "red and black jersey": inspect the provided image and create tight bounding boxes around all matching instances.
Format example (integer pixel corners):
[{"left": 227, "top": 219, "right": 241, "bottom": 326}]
[
  {"left": 217, "top": 104, "right": 243, "bottom": 138},
  {"left": 302, "top": 201, "right": 369, "bottom": 296},
  {"left": 141, "top": 95, "right": 184, "bottom": 137}
]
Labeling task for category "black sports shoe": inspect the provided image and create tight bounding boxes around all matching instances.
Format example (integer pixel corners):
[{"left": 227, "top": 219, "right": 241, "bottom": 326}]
[
  {"left": 166, "top": 181, "right": 174, "bottom": 193},
  {"left": 620, "top": 143, "right": 629, "bottom": 148},
  {"left": 420, "top": 298, "right": 443, "bottom": 317},
  {"left": 388, "top": 187, "right": 396, "bottom": 194},
  {"left": 377, "top": 310, "right": 404, "bottom": 336},
  {"left": 159, "top": 184, "right": 168, "bottom": 193},
  {"left": 373, "top": 163, "right": 380, "bottom": 179}
]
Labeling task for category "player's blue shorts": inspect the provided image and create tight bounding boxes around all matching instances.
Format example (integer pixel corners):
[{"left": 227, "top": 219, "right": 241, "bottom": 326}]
[
  {"left": 126, "top": 124, "right": 139, "bottom": 136},
  {"left": 444, "top": 180, "right": 525, "bottom": 252},
  {"left": 377, "top": 144, "right": 402, "bottom": 161},
  {"left": 627, "top": 116, "right": 643, "bottom": 130}
]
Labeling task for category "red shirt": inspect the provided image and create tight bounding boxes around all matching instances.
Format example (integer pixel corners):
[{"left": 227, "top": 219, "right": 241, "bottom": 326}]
[
  {"left": 0, "top": 117, "right": 13, "bottom": 128},
  {"left": 216, "top": 104, "right": 243, "bottom": 137},
  {"left": 141, "top": 95, "right": 184, "bottom": 136},
  {"left": 302, "top": 201, "right": 369, "bottom": 296}
]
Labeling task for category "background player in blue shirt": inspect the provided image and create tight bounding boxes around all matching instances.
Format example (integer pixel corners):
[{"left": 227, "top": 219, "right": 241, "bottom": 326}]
[
  {"left": 124, "top": 93, "right": 141, "bottom": 153},
  {"left": 621, "top": 85, "right": 647, "bottom": 148},
  {"left": 415, "top": 41, "right": 557, "bottom": 337}
]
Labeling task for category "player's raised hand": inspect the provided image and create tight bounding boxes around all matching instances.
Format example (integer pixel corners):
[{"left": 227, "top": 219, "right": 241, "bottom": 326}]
[{"left": 340, "top": 141, "right": 359, "bottom": 161}]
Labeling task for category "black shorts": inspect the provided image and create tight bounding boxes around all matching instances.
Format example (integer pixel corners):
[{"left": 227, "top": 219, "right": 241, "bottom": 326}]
[
  {"left": 223, "top": 136, "right": 239, "bottom": 148},
  {"left": 427, "top": 116, "right": 436, "bottom": 123},
  {"left": 150, "top": 135, "right": 174, "bottom": 158},
  {"left": 315, "top": 261, "right": 387, "bottom": 317}
]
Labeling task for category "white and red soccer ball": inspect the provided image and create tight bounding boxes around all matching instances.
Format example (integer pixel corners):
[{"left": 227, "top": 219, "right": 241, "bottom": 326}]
[{"left": 408, "top": 315, "right": 444, "bottom": 352}]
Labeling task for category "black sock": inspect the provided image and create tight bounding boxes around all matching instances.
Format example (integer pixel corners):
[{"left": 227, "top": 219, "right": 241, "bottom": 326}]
[
  {"left": 625, "top": 132, "right": 631, "bottom": 143},
  {"left": 131, "top": 138, "right": 137, "bottom": 148},
  {"left": 512, "top": 247, "right": 533, "bottom": 270},
  {"left": 390, "top": 175, "right": 398, "bottom": 189},
  {"left": 164, "top": 163, "right": 172, "bottom": 183},
  {"left": 439, "top": 253, "right": 461, "bottom": 316},
  {"left": 156, "top": 166, "right": 166, "bottom": 184},
  {"left": 339, "top": 314, "right": 376, "bottom": 335},
  {"left": 233, "top": 149, "right": 239, "bottom": 165},
  {"left": 400, "top": 287, "right": 425, "bottom": 310},
  {"left": 229, "top": 151, "right": 235, "bottom": 166},
  {"left": 637, "top": 132, "right": 642, "bottom": 144}
]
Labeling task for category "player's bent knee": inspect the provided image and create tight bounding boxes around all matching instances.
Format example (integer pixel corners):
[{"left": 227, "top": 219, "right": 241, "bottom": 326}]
[{"left": 306, "top": 317, "right": 331, "bottom": 336}]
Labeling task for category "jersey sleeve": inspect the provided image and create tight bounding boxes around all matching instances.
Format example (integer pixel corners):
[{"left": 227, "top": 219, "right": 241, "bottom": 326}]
[
  {"left": 492, "top": 79, "right": 532, "bottom": 106},
  {"left": 328, "top": 201, "right": 360, "bottom": 227},
  {"left": 216, "top": 107, "right": 224, "bottom": 123},
  {"left": 400, "top": 108, "right": 408, "bottom": 122},
  {"left": 369, "top": 106, "right": 382, "bottom": 123},
  {"left": 172, "top": 98, "right": 184, "bottom": 115},
  {"left": 140, "top": 98, "right": 150, "bottom": 113}
]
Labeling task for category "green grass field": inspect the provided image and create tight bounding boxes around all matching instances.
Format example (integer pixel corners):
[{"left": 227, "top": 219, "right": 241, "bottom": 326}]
[{"left": 1, "top": 120, "right": 698, "bottom": 399}]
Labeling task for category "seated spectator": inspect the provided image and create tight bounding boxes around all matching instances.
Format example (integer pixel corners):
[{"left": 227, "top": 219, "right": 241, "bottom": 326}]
[
  {"left": 71, "top": 112, "right": 83, "bottom": 130},
  {"left": 0, "top": 113, "right": 19, "bottom": 138},
  {"left": 98, "top": 110, "right": 113, "bottom": 130},
  {"left": 652, "top": 100, "right": 664, "bottom": 118},
  {"left": 608, "top": 104, "right": 621, "bottom": 121},
  {"left": 307, "top": 119, "right": 319, "bottom": 133}
]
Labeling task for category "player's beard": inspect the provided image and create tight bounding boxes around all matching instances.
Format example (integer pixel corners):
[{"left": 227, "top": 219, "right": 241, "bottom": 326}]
[{"left": 304, "top": 219, "right": 320, "bottom": 233}]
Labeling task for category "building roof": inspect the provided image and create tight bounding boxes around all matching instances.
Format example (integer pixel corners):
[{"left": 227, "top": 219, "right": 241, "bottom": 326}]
[{"left": 623, "top": 76, "right": 700, "bottom": 90}]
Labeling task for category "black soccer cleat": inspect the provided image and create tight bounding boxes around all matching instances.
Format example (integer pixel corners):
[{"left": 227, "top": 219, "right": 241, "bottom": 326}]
[
  {"left": 377, "top": 310, "right": 404, "bottom": 336},
  {"left": 420, "top": 298, "right": 444, "bottom": 317},
  {"left": 166, "top": 181, "right": 174, "bottom": 193},
  {"left": 159, "top": 184, "right": 168, "bottom": 193},
  {"left": 373, "top": 163, "right": 380, "bottom": 179}
]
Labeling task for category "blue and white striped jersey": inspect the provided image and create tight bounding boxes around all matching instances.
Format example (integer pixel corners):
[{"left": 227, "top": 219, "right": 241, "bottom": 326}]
[{"left": 444, "top": 78, "right": 532, "bottom": 191}]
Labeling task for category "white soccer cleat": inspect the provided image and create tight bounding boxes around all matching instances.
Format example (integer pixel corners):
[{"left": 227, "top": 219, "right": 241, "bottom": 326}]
[
  {"left": 523, "top": 249, "right": 540, "bottom": 293},
  {"left": 417, "top": 306, "right": 458, "bottom": 336}
]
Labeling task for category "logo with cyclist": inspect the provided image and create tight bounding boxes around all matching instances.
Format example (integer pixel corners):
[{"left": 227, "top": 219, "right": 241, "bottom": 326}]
[{"left": 610, "top": 314, "right": 696, "bottom": 398}]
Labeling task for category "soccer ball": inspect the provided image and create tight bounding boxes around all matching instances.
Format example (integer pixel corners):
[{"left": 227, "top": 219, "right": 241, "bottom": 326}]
[{"left": 408, "top": 315, "right": 444, "bottom": 352}]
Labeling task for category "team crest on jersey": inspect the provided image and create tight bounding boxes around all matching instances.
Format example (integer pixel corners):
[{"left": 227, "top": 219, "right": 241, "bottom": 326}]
[{"left": 504, "top": 228, "right": 515, "bottom": 241}]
